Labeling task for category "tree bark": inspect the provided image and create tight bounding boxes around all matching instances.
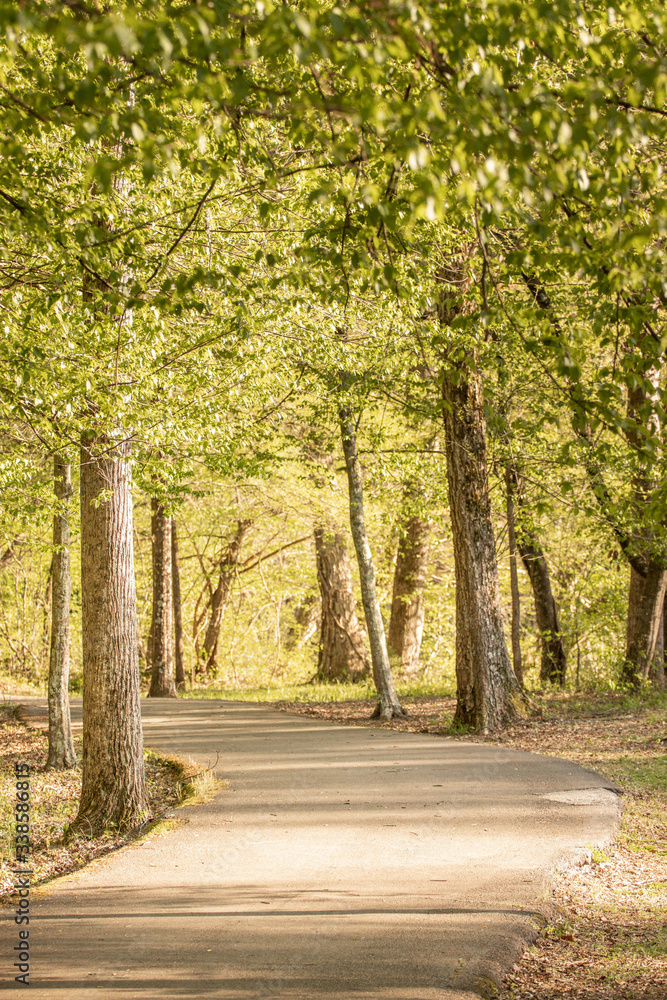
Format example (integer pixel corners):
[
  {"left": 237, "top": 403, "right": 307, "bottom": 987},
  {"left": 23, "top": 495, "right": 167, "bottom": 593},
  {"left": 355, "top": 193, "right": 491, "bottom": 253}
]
[
  {"left": 148, "top": 500, "right": 176, "bottom": 698},
  {"left": 621, "top": 376, "right": 667, "bottom": 689},
  {"left": 517, "top": 534, "right": 567, "bottom": 686},
  {"left": 508, "top": 464, "right": 566, "bottom": 687},
  {"left": 438, "top": 256, "right": 524, "bottom": 732},
  {"left": 339, "top": 406, "right": 404, "bottom": 718},
  {"left": 47, "top": 457, "right": 76, "bottom": 770},
  {"left": 387, "top": 513, "right": 430, "bottom": 678},
  {"left": 73, "top": 436, "right": 149, "bottom": 834},
  {"left": 655, "top": 592, "right": 667, "bottom": 692},
  {"left": 172, "top": 517, "right": 186, "bottom": 688},
  {"left": 622, "top": 562, "right": 667, "bottom": 689},
  {"left": 504, "top": 468, "right": 523, "bottom": 687},
  {"left": 201, "top": 520, "right": 250, "bottom": 672},
  {"left": 314, "top": 525, "right": 368, "bottom": 681},
  {"left": 442, "top": 367, "right": 523, "bottom": 731}
]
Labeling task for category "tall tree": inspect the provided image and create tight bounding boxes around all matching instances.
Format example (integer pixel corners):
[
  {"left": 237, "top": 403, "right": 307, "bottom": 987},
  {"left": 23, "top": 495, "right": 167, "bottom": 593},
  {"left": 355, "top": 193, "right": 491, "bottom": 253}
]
[
  {"left": 339, "top": 402, "right": 404, "bottom": 719},
  {"left": 438, "top": 256, "right": 525, "bottom": 731},
  {"left": 73, "top": 436, "right": 148, "bottom": 834},
  {"left": 621, "top": 375, "right": 667, "bottom": 688},
  {"left": 172, "top": 516, "right": 186, "bottom": 688},
  {"left": 507, "top": 466, "right": 566, "bottom": 686},
  {"left": 387, "top": 501, "right": 431, "bottom": 679},
  {"left": 46, "top": 456, "right": 76, "bottom": 770},
  {"left": 148, "top": 499, "right": 177, "bottom": 698},
  {"left": 201, "top": 520, "right": 250, "bottom": 672},
  {"left": 314, "top": 525, "right": 368, "bottom": 681},
  {"left": 504, "top": 467, "right": 524, "bottom": 687}
]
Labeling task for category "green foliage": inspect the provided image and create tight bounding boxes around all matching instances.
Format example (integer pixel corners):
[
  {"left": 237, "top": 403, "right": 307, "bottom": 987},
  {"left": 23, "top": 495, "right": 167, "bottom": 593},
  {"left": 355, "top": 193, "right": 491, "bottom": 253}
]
[{"left": 0, "top": 0, "right": 666, "bottom": 701}]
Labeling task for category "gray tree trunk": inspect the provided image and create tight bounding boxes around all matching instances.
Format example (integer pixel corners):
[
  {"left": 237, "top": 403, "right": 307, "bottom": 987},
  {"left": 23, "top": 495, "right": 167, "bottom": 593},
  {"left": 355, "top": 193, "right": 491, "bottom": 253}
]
[
  {"left": 73, "top": 436, "right": 149, "bottom": 834},
  {"left": 47, "top": 457, "right": 76, "bottom": 770},
  {"left": 339, "top": 407, "right": 404, "bottom": 718},
  {"left": 172, "top": 517, "right": 186, "bottom": 688},
  {"left": 314, "top": 525, "right": 368, "bottom": 681},
  {"left": 387, "top": 513, "right": 430, "bottom": 678},
  {"left": 504, "top": 468, "right": 523, "bottom": 687},
  {"left": 148, "top": 500, "right": 176, "bottom": 698}
]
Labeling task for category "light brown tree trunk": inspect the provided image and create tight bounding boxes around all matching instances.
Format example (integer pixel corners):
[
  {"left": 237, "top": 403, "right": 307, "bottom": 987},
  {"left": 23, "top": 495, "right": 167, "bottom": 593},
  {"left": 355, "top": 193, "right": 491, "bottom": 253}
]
[
  {"left": 654, "top": 592, "right": 667, "bottom": 692},
  {"left": 387, "top": 513, "right": 430, "bottom": 678},
  {"left": 504, "top": 468, "right": 523, "bottom": 687},
  {"left": 148, "top": 500, "right": 176, "bottom": 698},
  {"left": 314, "top": 525, "right": 368, "bottom": 681},
  {"left": 621, "top": 376, "right": 667, "bottom": 690},
  {"left": 172, "top": 517, "right": 186, "bottom": 688},
  {"left": 47, "top": 457, "right": 76, "bottom": 770},
  {"left": 623, "top": 562, "right": 667, "bottom": 689},
  {"left": 73, "top": 436, "right": 149, "bottom": 834},
  {"left": 339, "top": 406, "right": 404, "bottom": 719},
  {"left": 650, "top": 591, "right": 666, "bottom": 691},
  {"left": 202, "top": 520, "right": 250, "bottom": 672}
]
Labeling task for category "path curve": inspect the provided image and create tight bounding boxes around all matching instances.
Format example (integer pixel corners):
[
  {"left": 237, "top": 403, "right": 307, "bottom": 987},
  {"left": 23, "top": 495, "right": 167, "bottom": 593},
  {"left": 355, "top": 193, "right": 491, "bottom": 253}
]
[{"left": 3, "top": 698, "right": 620, "bottom": 999}]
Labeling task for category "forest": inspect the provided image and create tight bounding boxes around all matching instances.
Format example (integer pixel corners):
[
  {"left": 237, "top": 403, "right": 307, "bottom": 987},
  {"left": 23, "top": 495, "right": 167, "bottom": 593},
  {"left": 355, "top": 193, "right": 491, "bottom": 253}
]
[{"left": 0, "top": 0, "right": 666, "bottom": 842}]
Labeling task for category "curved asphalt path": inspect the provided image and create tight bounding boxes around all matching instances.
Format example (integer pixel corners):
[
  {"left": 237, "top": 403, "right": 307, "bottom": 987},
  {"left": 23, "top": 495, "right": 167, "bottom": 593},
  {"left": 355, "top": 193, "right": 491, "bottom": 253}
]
[{"left": 2, "top": 697, "right": 620, "bottom": 999}]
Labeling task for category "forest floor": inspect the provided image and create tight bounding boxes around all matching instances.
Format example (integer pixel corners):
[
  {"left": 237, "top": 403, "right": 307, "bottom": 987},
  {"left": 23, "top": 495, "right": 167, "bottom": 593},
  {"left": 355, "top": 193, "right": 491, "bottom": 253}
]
[
  {"left": 0, "top": 702, "right": 216, "bottom": 900},
  {"left": 275, "top": 690, "right": 667, "bottom": 1000}
]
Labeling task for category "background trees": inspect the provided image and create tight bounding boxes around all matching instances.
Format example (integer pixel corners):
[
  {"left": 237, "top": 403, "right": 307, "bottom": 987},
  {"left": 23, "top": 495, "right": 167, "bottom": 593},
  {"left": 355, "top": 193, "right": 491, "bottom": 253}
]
[{"left": 0, "top": 0, "right": 665, "bottom": 809}]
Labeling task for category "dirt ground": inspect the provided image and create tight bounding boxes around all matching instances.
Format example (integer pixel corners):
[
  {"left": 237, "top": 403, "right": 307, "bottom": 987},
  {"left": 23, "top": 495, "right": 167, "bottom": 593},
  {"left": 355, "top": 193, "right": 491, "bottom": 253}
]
[{"left": 274, "top": 692, "right": 667, "bottom": 1000}]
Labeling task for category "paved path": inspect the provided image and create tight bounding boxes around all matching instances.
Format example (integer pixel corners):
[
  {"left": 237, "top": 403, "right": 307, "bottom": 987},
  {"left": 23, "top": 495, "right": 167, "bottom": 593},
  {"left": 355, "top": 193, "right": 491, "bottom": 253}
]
[{"left": 2, "top": 698, "right": 620, "bottom": 999}]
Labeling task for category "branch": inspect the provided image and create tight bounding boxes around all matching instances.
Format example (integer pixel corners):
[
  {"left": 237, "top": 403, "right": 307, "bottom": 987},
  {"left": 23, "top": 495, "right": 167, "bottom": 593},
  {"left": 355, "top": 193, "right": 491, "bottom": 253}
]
[{"left": 239, "top": 533, "right": 311, "bottom": 575}]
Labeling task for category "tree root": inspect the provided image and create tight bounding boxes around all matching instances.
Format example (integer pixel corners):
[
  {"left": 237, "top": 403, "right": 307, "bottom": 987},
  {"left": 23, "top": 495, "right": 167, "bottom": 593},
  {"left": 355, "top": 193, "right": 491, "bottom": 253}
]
[{"left": 370, "top": 700, "right": 408, "bottom": 720}]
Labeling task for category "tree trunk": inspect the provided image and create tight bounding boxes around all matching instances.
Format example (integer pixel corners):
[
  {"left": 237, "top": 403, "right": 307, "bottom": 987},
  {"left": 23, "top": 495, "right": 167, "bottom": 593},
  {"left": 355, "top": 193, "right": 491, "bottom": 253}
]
[
  {"left": 47, "top": 457, "right": 76, "bottom": 771},
  {"left": 437, "top": 253, "right": 524, "bottom": 732},
  {"left": 504, "top": 468, "right": 523, "bottom": 687},
  {"left": 148, "top": 500, "right": 176, "bottom": 698},
  {"left": 172, "top": 517, "right": 186, "bottom": 688},
  {"left": 339, "top": 407, "right": 404, "bottom": 718},
  {"left": 442, "top": 367, "right": 523, "bottom": 731},
  {"left": 654, "top": 592, "right": 667, "bottom": 692},
  {"left": 314, "top": 526, "right": 368, "bottom": 681},
  {"left": 507, "top": 463, "right": 566, "bottom": 685},
  {"left": 73, "top": 436, "right": 149, "bottom": 834},
  {"left": 620, "top": 373, "right": 667, "bottom": 690},
  {"left": 387, "top": 513, "right": 430, "bottom": 678},
  {"left": 202, "top": 520, "right": 250, "bottom": 672},
  {"left": 41, "top": 557, "right": 53, "bottom": 673},
  {"left": 622, "top": 561, "right": 667, "bottom": 689},
  {"left": 517, "top": 534, "right": 567, "bottom": 686}
]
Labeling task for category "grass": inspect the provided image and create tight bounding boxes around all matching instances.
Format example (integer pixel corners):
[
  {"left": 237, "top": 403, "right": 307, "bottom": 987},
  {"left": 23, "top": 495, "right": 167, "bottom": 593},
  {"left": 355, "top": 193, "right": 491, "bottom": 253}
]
[{"left": 182, "top": 676, "right": 450, "bottom": 703}]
